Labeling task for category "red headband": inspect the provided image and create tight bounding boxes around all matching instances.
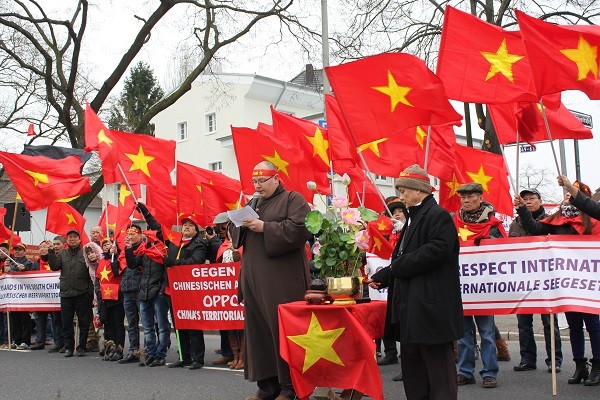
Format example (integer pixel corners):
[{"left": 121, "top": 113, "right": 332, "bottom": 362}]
[
  {"left": 386, "top": 197, "right": 401, "bottom": 206},
  {"left": 398, "top": 171, "right": 429, "bottom": 181},
  {"left": 127, "top": 227, "right": 142, "bottom": 234},
  {"left": 252, "top": 169, "right": 277, "bottom": 177}
]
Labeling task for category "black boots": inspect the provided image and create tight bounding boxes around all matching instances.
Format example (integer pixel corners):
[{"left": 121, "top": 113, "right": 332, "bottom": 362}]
[
  {"left": 584, "top": 360, "right": 600, "bottom": 386},
  {"left": 568, "top": 359, "right": 589, "bottom": 384}
]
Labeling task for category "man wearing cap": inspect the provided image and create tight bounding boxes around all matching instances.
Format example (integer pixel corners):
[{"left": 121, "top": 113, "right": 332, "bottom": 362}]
[
  {"left": 4, "top": 242, "right": 36, "bottom": 349},
  {"left": 45, "top": 229, "right": 93, "bottom": 357},
  {"left": 453, "top": 182, "right": 506, "bottom": 388},
  {"left": 389, "top": 164, "right": 464, "bottom": 399},
  {"left": 509, "top": 188, "right": 563, "bottom": 373},
  {"left": 231, "top": 161, "right": 311, "bottom": 400}
]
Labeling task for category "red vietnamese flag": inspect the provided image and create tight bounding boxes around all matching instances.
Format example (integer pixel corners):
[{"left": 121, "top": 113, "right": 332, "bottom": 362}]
[
  {"left": 98, "top": 203, "right": 118, "bottom": 237},
  {"left": 367, "top": 223, "right": 394, "bottom": 260},
  {"left": 489, "top": 100, "right": 593, "bottom": 145},
  {"left": 84, "top": 103, "right": 114, "bottom": 152},
  {"left": 0, "top": 152, "right": 91, "bottom": 211},
  {"left": 438, "top": 144, "right": 512, "bottom": 216},
  {"left": 279, "top": 307, "right": 384, "bottom": 400},
  {"left": 99, "top": 130, "right": 175, "bottom": 186},
  {"left": 27, "top": 123, "right": 36, "bottom": 137},
  {"left": 232, "top": 124, "right": 330, "bottom": 202},
  {"left": 176, "top": 162, "right": 245, "bottom": 226},
  {"left": 453, "top": 212, "right": 507, "bottom": 244},
  {"left": 516, "top": 10, "right": 600, "bottom": 99},
  {"left": 100, "top": 282, "right": 120, "bottom": 301},
  {"left": 368, "top": 214, "right": 393, "bottom": 237},
  {"left": 325, "top": 95, "right": 359, "bottom": 168},
  {"left": 45, "top": 202, "right": 90, "bottom": 243},
  {"left": 146, "top": 183, "right": 178, "bottom": 228},
  {"left": 325, "top": 52, "right": 462, "bottom": 146},
  {"left": 96, "top": 259, "right": 115, "bottom": 283},
  {"left": 161, "top": 224, "right": 182, "bottom": 247},
  {"left": 437, "top": 6, "right": 538, "bottom": 104},
  {"left": 271, "top": 108, "right": 331, "bottom": 173},
  {"left": 345, "top": 167, "right": 384, "bottom": 211}
]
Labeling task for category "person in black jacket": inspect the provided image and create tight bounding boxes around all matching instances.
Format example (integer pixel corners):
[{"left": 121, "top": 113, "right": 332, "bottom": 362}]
[
  {"left": 390, "top": 165, "right": 464, "bottom": 400},
  {"left": 45, "top": 229, "right": 93, "bottom": 358},
  {"left": 135, "top": 203, "right": 209, "bottom": 370}
]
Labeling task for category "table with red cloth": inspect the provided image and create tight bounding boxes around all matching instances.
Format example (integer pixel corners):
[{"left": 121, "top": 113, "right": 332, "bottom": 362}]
[{"left": 278, "top": 300, "right": 387, "bottom": 400}]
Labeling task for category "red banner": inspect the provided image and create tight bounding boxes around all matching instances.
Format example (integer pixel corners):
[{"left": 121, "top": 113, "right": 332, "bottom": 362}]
[{"left": 167, "top": 262, "right": 244, "bottom": 330}]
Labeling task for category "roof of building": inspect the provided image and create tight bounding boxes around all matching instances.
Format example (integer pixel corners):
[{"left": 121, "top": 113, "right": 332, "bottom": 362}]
[{"left": 289, "top": 64, "right": 324, "bottom": 91}]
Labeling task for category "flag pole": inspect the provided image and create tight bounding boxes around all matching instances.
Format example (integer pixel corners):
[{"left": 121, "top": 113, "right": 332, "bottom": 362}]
[
  {"left": 538, "top": 99, "right": 562, "bottom": 175},
  {"left": 356, "top": 148, "right": 393, "bottom": 217},
  {"left": 423, "top": 125, "right": 432, "bottom": 172},
  {"left": 30, "top": 213, "right": 47, "bottom": 240},
  {"left": 550, "top": 312, "right": 557, "bottom": 396},
  {"left": 6, "top": 192, "right": 20, "bottom": 350},
  {"left": 515, "top": 132, "right": 521, "bottom": 194}
]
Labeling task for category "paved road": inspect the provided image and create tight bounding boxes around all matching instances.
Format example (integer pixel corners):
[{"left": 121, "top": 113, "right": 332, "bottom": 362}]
[{"left": 1, "top": 331, "right": 599, "bottom": 399}]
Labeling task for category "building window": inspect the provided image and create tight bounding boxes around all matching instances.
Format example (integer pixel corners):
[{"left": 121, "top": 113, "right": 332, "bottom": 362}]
[
  {"left": 374, "top": 175, "right": 388, "bottom": 182},
  {"left": 177, "top": 122, "right": 188, "bottom": 142},
  {"left": 206, "top": 113, "right": 217, "bottom": 134},
  {"left": 209, "top": 161, "right": 222, "bottom": 173}
]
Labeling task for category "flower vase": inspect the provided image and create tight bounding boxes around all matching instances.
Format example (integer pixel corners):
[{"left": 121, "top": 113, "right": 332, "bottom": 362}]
[{"left": 325, "top": 276, "right": 363, "bottom": 305}]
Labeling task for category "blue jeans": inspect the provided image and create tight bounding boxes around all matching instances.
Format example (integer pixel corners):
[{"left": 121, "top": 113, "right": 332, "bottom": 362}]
[
  {"left": 565, "top": 311, "right": 600, "bottom": 361},
  {"left": 517, "top": 313, "right": 562, "bottom": 367},
  {"left": 123, "top": 292, "right": 140, "bottom": 352},
  {"left": 139, "top": 294, "right": 170, "bottom": 359},
  {"left": 458, "top": 316, "right": 498, "bottom": 379}
]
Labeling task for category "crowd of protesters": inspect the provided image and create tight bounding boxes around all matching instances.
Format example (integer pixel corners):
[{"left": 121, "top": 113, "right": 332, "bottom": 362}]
[{"left": 2, "top": 170, "right": 600, "bottom": 400}]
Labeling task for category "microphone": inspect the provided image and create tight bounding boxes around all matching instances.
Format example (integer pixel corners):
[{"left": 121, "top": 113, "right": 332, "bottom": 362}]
[{"left": 248, "top": 192, "right": 260, "bottom": 210}]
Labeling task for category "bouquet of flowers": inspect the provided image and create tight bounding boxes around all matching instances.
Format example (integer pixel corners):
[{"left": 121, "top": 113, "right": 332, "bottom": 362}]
[{"left": 305, "top": 176, "right": 378, "bottom": 278}]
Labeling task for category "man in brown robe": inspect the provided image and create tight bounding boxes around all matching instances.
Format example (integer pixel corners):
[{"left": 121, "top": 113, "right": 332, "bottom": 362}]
[{"left": 232, "top": 161, "right": 311, "bottom": 400}]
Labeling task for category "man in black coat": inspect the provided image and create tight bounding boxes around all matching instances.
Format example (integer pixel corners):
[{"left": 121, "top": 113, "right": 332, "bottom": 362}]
[{"left": 390, "top": 164, "right": 464, "bottom": 400}]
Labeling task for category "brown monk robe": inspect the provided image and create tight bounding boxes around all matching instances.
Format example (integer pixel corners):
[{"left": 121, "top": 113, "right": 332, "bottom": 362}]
[{"left": 232, "top": 162, "right": 311, "bottom": 400}]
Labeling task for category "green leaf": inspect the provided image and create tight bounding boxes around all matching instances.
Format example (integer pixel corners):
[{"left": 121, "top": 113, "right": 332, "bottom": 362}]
[
  {"left": 359, "top": 206, "right": 379, "bottom": 222},
  {"left": 339, "top": 250, "right": 348, "bottom": 259},
  {"left": 325, "top": 257, "right": 336, "bottom": 267},
  {"left": 305, "top": 210, "right": 324, "bottom": 234}
]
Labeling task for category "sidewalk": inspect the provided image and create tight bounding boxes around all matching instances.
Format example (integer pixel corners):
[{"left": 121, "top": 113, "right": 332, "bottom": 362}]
[{"left": 494, "top": 313, "right": 574, "bottom": 341}]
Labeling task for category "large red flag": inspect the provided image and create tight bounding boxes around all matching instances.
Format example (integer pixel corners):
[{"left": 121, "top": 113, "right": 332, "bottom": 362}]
[
  {"left": 98, "top": 203, "right": 119, "bottom": 237},
  {"left": 279, "top": 305, "right": 384, "bottom": 400},
  {"left": 0, "top": 152, "right": 91, "bottom": 211},
  {"left": 232, "top": 124, "right": 330, "bottom": 202},
  {"left": 516, "top": 10, "right": 600, "bottom": 99},
  {"left": 438, "top": 144, "right": 512, "bottom": 216},
  {"left": 100, "top": 130, "right": 175, "bottom": 186},
  {"left": 437, "top": 6, "right": 538, "bottom": 104},
  {"left": 489, "top": 100, "right": 593, "bottom": 145},
  {"left": 45, "top": 202, "right": 90, "bottom": 243},
  {"left": 271, "top": 108, "right": 331, "bottom": 173},
  {"left": 325, "top": 52, "right": 462, "bottom": 146},
  {"left": 325, "top": 95, "right": 359, "bottom": 169},
  {"left": 367, "top": 223, "right": 394, "bottom": 260},
  {"left": 84, "top": 103, "right": 113, "bottom": 152},
  {"left": 146, "top": 183, "right": 178, "bottom": 228}
]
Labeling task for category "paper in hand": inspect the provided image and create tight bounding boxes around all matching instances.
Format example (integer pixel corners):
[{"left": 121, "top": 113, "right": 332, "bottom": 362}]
[{"left": 227, "top": 206, "right": 259, "bottom": 227}]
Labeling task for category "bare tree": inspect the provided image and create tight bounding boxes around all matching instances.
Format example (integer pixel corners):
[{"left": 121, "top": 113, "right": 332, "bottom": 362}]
[
  {"left": 329, "top": 0, "right": 600, "bottom": 154},
  {"left": 0, "top": 0, "right": 319, "bottom": 212},
  {"left": 518, "top": 162, "right": 562, "bottom": 203}
]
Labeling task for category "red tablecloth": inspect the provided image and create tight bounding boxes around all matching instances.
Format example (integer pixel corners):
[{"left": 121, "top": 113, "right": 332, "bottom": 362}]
[{"left": 278, "top": 300, "right": 386, "bottom": 400}]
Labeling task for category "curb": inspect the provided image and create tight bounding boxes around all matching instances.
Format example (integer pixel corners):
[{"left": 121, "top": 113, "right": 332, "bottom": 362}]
[{"left": 501, "top": 330, "right": 585, "bottom": 342}]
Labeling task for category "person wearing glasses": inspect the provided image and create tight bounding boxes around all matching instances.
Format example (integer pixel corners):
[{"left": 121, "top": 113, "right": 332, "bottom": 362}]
[{"left": 231, "top": 161, "right": 311, "bottom": 400}]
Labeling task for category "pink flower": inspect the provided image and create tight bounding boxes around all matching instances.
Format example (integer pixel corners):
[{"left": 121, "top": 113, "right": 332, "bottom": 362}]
[
  {"left": 306, "top": 181, "right": 317, "bottom": 191},
  {"left": 312, "top": 241, "right": 321, "bottom": 256},
  {"left": 341, "top": 208, "right": 361, "bottom": 225},
  {"left": 332, "top": 195, "right": 349, "bottom": 208},
  {"left": 340, "top": 173, "right": 351, "bottom": 185},
  {"left": 354, "top": 230, "right": 370, "bottom": 251}
]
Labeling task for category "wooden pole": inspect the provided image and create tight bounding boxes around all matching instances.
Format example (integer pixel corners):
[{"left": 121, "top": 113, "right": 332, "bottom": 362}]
[
  {"left": 6, "top": 192, "right": 20, "bottom": 351},
  {"left": 550, "top": 313, "right": 557, "bottom": 396}
]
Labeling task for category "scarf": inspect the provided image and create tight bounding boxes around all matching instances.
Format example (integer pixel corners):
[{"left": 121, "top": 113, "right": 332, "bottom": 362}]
[
  {"left": 460, "top": 203, "right": 487, "bottom": 223},
  {"left": 560, "top": 204, "right": 580, "bottom": 219}
]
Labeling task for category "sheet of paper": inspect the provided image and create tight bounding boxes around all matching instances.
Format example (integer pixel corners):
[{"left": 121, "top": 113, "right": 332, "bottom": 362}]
[{"left": 227, "top": 206, "right": 259, "bottom": 227}]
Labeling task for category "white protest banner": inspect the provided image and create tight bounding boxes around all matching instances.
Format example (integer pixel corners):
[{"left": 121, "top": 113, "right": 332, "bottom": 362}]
[
  {"left": 0, "top": 271, "right": 60, "bottom": 311},
  {"left": 366, "top": 253, "right": 390, "bottom": 301},
  {"left": 460, "top": 235, "right": 600, "bottom": 315},
  {"left": 167, "top": 262, "right": 244, "bottom": 330}
]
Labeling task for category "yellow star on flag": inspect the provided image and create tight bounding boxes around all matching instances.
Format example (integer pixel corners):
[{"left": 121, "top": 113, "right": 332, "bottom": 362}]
[
  {"left": 560, "top": 35, "right": 598, "bottom": 80},
  {"left": 196, "top": 185, "right": 204, "bottom": 206},
  {"left": 373, "top": 236, "right": 383, "bottom": 251},
  {"left": 415, "top": 126, "right": 427, "bottom": 149},
  {"left": 98, "top": 129, "right": 113, "bottom": 146},
  {"left": 466, "top": 166, "right": 493, "bottom": 192},
  {"left": 376, "top": 221, "right": 388, "bottom": 231},
  {"left": 372, "top": 70, "right": 414, "bottom": 111},
  {"left": 358, "top": 138, "right": 388, "bottom": 157},
  {"left": 480, "top": 39, "right": 524, "bottom": 83},
  {"left": 57, "top": 195, "right": 80, "bottom": 203},
  {"left": 25, "top": 170, "right": 49, "bottom": 186},
  {"left": 108, "top": 222, "right": 116, "bottom": 230},
  {"left": 458, "top": 225, "right": 477, "bottom": 242},
  {"left": 262, "top": 150, "right": 291, "bottom": 178},
  {"left": 98, "top": 265, "right": 111, "bottom": 282},
  {"left": 125, "top": 145, "right": 155, "bottom": 177},
  {"left": 65, "top": 213, "right": 77, "bottom": 225},
  {"left": 445, "top": 174, "right": 464, "bottom": 198},
  {"left": 103, "top": 286, "right": 113, "bottom": 298},
  {"left": 226, "top": 201, "right": 241, "bottom": 210},
  {"left": 287, "top": 312, "right": 345, "bottom": 373},
  {"left": 119, "top": 184, "right": 132, "bottom": 207},
  {"left": 305, "top": 127, "right": 329, "bottom": 166}
]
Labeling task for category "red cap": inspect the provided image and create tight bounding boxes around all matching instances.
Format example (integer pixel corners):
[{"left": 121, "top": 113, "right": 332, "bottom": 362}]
[{"left": 179, "top": 213, "right": 199, "bottom": 229}]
